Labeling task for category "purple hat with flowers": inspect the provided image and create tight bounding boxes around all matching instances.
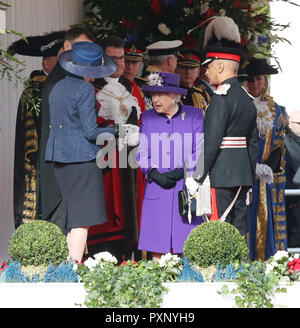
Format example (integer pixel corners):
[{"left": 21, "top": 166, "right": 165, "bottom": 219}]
[{"left": 142, "top": 72, "right": 187, "bottom": 95}]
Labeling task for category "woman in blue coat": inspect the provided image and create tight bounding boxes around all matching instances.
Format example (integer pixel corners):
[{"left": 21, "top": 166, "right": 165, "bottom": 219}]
[
  {"left": 137, "top": 72, "right": 204, "bottom": 261},
  {"left": 45, "top": 42, "right": 117, "bottom": 262}
]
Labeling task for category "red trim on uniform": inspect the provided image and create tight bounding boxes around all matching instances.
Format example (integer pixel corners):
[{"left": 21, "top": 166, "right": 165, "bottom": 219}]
[
  {"left": 206, "top": 52, "right": 241, "bottom": 62},
  {"left": 182, "top": 54, "right": 200, "bottom": 62},
  {"left": 124, "top": 48, "right": 143, "bottom": 54},
  {"left": 210, "top": 188, "right": 220, "bottom": 221}
]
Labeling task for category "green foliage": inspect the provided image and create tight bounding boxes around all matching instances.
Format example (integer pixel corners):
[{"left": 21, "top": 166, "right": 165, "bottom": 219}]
[
  {"left": 21, "top": 77, "right": 42, "bottom": 116},
  {"left": 222, "top": 260, "right": 283, "bottom": 308},
  {"left": 8, "top": 221, "right": 68, "bottom": 266},
  {"left": 219, "top": 251, "right": 294, "bottom": 308},
  {"left": 77, "top": 253, "right": 183, "bottom": 308},
  {"left": 0, "top": 3, "right": 26, "bottom": 84},
  {"left": 78, "top": 260, "right": 168, "bottom": 308},
  {"left": 183, "top": 221, "right": 249, "bottom": 268},
  {"left": 81, "top": 0, "right": 299, "bottom": 60}
]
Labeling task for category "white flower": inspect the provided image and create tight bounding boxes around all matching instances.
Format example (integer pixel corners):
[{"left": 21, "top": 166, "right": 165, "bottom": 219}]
[
  {"left": 73, "top": 263, "right": 78, "bottom": 271},
  {"left": 148, "top": 73, "right": 163, "bottom": 86},
  {"left": 265, "top": 263, "right": 274, "bottom": 275},
  {"left": 158, "top": 253, "right": 180, "bottom": 267},
  {"left": 273, "top": 250, "right": 289, "bottom": 262},
  {"left": 214, "top": 83, "right": 231, "bottom": 95},
  {"left": 84, "top": 257, "right": 98, "bottom": 271},
  {"left": 94, "top": 251, "right": 118, "bottom": 264},
  {"left": 200, "top": 3, "right": 209, "bottom": 15},
  {"left": 158, "top": 23, "right": 171, "bottom": 36},
  {"left": 252, "top": 0, "right": 269, "bottom": 7}
]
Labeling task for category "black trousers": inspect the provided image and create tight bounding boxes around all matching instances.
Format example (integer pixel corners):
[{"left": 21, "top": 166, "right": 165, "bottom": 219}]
[{"left": 215, "top": 186, "right": 250, "bottom": 237}]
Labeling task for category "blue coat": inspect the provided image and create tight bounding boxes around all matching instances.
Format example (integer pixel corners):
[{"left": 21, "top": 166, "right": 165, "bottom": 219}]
[
  {"left": 137, "top": 105, "right": 204, "bottom": 254},
  {"left": 45, "top": 75, "right": 114, "bottom": 163}
]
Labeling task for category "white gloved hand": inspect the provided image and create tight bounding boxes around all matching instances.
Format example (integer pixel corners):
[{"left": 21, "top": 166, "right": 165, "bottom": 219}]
[
  {"left": 246, "top": 188, "right": 252, "bottom": 205},
  {"left": 118, "top": 124, "right": 140, "bottom": 147},
  {"left": 126, "top": 124, "right": 140, "bottom": 146},
  {"left": 256, "top": 163, "right": 274, "bottom": 184},
  {"left": 185, "top": 177, "right": 200, "bottom": 196}
]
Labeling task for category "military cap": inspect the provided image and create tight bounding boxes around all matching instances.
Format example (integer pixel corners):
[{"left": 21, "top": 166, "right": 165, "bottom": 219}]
[
  {"left": 7, "top": 30, "right": 65, "bottom": 57},
  {"left": 202, "top": 39, "right": 243, "bottom": 67},
  {"left": 146, "top": 40, "right": 182, "bottom": 57},
  {"left": 124, "top": 41, "right": 145, "bottom": 62},
  {"left": 177, "top": 49, "right": 202, "bottom": 68}
]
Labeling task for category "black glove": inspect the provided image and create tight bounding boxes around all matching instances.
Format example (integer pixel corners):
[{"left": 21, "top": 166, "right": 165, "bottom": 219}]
[
  {"left": 148, "top": 169, "right": 177, "bottom": 189},
  {"left": 163, "top": 168, "right": 184, "bottom": 181}
]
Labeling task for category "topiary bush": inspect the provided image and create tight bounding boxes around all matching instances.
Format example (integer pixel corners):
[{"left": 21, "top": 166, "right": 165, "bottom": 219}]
[
  {"left": 183, "top": 221, "right": 249, "bottom": 268},
  {"left": 8, "top": 221, "right": 68, "bottom": 266}
]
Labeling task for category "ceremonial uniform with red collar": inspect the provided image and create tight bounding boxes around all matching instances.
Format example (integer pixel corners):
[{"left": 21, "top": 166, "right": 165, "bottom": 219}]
[{"left": 195, "top": 47, "right": 258, "bottom": 236}]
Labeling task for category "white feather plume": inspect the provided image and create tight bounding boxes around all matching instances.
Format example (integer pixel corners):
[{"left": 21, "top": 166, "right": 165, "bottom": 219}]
[{"left": 203, "top": 16, "right": 241, "bottom": 47}]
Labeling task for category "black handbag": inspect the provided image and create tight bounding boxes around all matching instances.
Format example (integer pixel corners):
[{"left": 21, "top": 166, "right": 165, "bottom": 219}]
[{"left": 178, "top": 186, "right": 196, "bottom": 220}]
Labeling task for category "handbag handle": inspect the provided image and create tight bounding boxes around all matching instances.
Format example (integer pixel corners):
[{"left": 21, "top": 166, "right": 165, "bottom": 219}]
[{"left": 219, "top": 186, "right": 242, "bottom": 222}]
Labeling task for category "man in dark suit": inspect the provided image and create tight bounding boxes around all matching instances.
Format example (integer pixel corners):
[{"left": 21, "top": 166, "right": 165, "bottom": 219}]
[
  {"left": 39, "top": 27, "right": 94, "bottom": 234},
  {"left": 193, "top": 45, "right": 258, "bottom": 237}
]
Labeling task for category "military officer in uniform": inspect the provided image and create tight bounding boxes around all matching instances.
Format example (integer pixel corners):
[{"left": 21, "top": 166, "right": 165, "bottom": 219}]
[
  {"left": 193, "top": 44, "right": 258, "bottom": 237},
  {"left": 143, "top": 40, "right": 183, "bottom": 77},
  {"left": 120, "top": 41, "right": 147, "bottom": 90},
  {"left": 142, "top": 40, "right": 183, "bottom": 110},
  {"left": 176, "top": 49, "right": 211, "bottom": 114}
]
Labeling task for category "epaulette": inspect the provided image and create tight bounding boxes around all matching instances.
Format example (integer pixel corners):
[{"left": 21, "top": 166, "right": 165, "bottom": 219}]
[
  {"left": 135, "top": 76, "right": 147, "bottom": 83},
  {"left": 214, "top": 83, "right": 231, "bottom": 95},
  {"left": 32, "top": 75, "right": 47, "bottom": 83},
  {"left": 193, "top": 85, "right": 206, "bottom": 93}
]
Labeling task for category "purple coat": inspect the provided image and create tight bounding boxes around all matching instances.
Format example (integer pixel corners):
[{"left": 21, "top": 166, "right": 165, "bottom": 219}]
[{"left": 137, "top": 105, "right": 204, "bottom": 254}]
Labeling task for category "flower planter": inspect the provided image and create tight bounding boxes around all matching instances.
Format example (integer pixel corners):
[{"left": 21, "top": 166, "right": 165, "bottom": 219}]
[
  {"left": 1, "top": 281, "right": 300, "bottom": 308},
  {"left": 162, "top": 282, "right": 300, "bottom": 308}
]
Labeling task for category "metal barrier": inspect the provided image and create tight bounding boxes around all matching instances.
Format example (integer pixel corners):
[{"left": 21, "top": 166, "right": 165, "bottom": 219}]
[
  {"left": 288, "top": 248, "right": 300, "bottom": 255},
  {"left": 285, "top": 190, "right": 300, "bottom": 252},
  {"left": 285, "top": 189, "right": 300, "bottom": 196}
]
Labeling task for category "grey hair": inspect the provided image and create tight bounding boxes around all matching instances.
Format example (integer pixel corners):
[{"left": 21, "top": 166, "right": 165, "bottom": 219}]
[
  {"left": 149, "top": 54, "right": 175, "bottom": 65},
  {"left": 169, "top": 93, "right": 181, "bottom": 104}
]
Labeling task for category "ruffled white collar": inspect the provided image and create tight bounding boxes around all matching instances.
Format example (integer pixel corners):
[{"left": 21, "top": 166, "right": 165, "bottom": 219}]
[
  {"left": 253, "top": 96, "right": 274, "bottom": 137},
  {"left": 96, "top": 76, "right": 141, "bottom": 124}
]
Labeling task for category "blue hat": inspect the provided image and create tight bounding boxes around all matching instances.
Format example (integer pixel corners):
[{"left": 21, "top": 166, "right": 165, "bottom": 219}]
[
  {"left": 142, "top": 72, "right": 187, "bottom": 95},
  {"left": 59, "top": 41, "right": 117, "bottom": 78}
]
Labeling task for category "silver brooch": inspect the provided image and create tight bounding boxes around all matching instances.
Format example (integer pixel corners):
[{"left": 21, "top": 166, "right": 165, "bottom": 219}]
[{"left": 182, "top": 112, "right": 186, "bottom": 121}]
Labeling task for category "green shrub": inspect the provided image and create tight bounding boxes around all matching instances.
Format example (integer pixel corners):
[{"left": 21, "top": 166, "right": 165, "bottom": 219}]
[
  {"left": 8, "top": 221, "right": 68, "bottom": 266},
  {"left": 183, "top": 221, "right": 248, "bottom": 268}
]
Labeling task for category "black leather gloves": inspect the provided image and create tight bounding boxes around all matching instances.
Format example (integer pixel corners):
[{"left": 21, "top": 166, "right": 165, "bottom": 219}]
[
  {"left": 148, "top": 168, "right": 184, "bottom": 189},
  {"left": 163, "top": 168, "right": 184, "bottom": 180}
]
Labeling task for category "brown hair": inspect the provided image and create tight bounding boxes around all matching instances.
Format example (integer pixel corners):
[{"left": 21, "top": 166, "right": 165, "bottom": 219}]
[
  {"left": 64, "top": 27, "right": 95, "bottom": 43},
  {"left": 100, "top": 35, "right": 125, "bottom": 51}
]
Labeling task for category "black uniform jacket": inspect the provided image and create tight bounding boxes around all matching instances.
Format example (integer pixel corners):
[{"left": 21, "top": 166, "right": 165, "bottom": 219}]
[{"left": 194, "top": 77, "right": 258, "bottom": 188}]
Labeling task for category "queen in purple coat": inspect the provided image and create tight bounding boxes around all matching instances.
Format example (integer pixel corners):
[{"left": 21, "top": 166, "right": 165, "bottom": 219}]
[{"left": 137, "top": 72, "right": 204, "bottom": 260}]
